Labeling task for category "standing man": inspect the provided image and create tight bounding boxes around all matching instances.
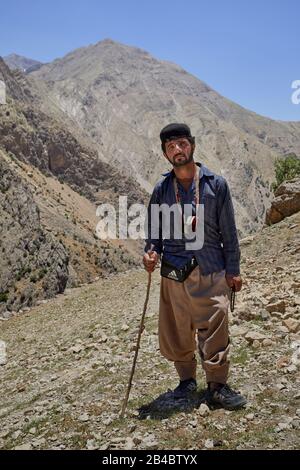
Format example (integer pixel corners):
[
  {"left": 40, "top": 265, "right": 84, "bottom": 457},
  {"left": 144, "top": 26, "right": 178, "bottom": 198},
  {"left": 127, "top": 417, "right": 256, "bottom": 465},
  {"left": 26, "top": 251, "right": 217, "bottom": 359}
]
[{"left": 143, "top": 123, "right": 247, "bottom": 410}]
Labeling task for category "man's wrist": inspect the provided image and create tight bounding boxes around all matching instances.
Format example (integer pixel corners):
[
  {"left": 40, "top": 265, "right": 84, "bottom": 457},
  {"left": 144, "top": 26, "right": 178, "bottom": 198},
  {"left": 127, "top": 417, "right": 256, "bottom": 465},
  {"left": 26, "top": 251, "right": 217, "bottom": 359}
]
[{"left": 144, "top": 246, "right": 161, "bottom": 255}]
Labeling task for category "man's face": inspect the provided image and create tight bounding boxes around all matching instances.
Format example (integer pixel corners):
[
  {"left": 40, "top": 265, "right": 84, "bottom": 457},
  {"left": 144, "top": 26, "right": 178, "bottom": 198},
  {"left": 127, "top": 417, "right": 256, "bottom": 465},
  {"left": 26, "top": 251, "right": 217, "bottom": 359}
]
[{"left": 163, "top": 137, "right": 195, "bottom": 167}]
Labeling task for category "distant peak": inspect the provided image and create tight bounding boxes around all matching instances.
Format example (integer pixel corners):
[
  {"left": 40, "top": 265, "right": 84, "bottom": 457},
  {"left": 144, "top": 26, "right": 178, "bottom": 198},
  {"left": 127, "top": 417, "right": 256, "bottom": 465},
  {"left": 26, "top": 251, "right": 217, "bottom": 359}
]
[
  {"left": 93, "top": 38, "right": 119, "bottom": 48},
  {"left": 3, "top": 54, "right": 43, "bottom": 73},
  {"left": 6, "top": 53, "right": 25, "bottom": 59},
  {"left": 4, "top": 53, "right": 40, "bottom": 61},
  {"left": 100, "top": 38, "right": 116, "bottom": 44}
]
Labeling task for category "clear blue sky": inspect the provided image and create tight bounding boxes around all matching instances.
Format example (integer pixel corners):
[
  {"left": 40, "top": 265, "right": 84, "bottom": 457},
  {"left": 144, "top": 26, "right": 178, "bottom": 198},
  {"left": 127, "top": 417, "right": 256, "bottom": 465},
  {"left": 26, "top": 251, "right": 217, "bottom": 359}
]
[{"left": 1, "top": 0, "right": 299, "bottom": 121}]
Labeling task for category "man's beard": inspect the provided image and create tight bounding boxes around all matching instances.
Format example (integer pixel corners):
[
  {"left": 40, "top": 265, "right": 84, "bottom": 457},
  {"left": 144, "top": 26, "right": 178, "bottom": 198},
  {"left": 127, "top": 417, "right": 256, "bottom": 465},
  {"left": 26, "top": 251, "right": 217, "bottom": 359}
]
[{"left": 167, "top": 149, "right": 194, "bottom": 168}]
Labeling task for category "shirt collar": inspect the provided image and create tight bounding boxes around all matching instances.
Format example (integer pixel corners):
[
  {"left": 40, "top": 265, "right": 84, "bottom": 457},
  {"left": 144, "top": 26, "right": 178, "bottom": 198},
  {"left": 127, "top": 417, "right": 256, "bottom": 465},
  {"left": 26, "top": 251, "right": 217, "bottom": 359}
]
[{"left": 161, "top": 162, "right": 214, "bottom": 179}]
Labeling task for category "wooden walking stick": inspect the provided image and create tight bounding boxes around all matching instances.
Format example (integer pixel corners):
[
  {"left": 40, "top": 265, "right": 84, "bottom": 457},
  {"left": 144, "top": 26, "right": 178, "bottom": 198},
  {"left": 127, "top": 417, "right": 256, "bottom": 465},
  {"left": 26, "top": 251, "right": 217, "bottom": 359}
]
[{"left": 120, "top": 271, "right": 152, "bottom": 418}]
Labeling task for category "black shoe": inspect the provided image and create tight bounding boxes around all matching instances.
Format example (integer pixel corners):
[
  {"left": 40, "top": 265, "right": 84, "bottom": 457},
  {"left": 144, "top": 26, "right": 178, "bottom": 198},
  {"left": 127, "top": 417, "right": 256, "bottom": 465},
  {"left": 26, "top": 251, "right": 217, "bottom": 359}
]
[
  {"left": 206, "top": 384, "right": 247, "bottom": 410},
  {"left": 173, "top": 378, "right": 197, "bottom": 399}
]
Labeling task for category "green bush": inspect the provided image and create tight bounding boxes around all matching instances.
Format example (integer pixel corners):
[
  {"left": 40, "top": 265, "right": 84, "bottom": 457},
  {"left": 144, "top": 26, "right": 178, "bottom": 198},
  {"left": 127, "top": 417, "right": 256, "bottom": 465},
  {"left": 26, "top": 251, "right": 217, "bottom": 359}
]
[
  {"left": 271, "top": 153, "right": 300, "bottom": 192},
  {"left": 38, "top": 268, "right": 48, "bottom": 279},
  {"left": 0, "top": 292, "right": 8, "bottom": 303}
]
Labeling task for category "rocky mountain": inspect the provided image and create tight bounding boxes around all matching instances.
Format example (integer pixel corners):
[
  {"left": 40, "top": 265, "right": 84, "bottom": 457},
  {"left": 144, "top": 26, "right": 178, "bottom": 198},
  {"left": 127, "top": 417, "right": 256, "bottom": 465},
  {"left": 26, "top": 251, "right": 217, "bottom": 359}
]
[
  {"left": 0, "top": 57, "right": 147, "bottom": 312},
  {"left": 4, "top": 54, "right": 43, "bottom": 73},
  {"left": 1, "top": 38, "right": 300, "bottom": 313},
  {"left": 29, "top": 38, "right": 300, "bottom": 234},
  {"left": 0, "top": 208, "right": 299, "bottom": 450}
]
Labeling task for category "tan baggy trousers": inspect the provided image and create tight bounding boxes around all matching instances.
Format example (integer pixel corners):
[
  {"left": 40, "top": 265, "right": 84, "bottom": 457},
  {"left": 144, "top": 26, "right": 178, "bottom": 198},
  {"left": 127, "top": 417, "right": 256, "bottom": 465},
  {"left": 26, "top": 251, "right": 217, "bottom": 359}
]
[{"left": 159, "top": 266, "right": 231, "bottom": 384}]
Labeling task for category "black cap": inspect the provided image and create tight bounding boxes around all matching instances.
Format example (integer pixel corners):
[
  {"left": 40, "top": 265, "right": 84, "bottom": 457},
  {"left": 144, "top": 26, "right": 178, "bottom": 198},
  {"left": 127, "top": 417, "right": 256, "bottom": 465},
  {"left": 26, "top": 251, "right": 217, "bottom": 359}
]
[{"left": 160, "top": 123, "right": 192, "bottom": 144}]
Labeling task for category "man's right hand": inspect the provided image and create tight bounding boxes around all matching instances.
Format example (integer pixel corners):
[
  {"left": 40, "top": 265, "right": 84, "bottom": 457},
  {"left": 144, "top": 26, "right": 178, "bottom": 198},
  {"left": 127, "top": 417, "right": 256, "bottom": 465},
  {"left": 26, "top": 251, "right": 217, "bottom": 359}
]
[{"left": 143, "top": 250, "right": 159, "bottom": 273}]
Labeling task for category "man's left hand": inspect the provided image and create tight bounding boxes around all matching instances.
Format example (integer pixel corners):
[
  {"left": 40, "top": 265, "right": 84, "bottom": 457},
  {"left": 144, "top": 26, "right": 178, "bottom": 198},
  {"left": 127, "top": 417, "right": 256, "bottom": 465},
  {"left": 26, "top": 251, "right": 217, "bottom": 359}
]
[{"left": 225, "top": 274, "right": 242, "bottom": 292}]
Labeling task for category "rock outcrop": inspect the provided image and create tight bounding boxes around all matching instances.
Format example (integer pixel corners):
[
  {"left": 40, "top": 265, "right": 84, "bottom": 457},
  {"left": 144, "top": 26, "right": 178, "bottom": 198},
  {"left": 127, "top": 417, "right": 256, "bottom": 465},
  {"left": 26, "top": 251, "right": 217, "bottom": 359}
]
[{"left": 265, "top": 178, "right": 300, "bottom": 225}]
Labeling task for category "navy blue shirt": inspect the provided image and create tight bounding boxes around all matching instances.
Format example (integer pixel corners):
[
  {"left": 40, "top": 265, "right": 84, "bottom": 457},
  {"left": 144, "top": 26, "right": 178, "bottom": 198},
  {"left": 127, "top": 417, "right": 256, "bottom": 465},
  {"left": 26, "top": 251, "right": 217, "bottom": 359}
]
[{"left": 144, "top": 162, "right": 240, "bottom": 275}]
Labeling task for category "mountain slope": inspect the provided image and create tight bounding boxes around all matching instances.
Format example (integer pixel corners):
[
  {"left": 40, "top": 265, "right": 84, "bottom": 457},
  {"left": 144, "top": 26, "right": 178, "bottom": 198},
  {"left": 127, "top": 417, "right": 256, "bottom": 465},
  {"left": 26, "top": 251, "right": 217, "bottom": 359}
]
[
  {"left": 0, "top": 150, "right": 69, "bottom": 314},
  {"left": 0, "top": 57, "right": 147, "bottom": 207}
]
